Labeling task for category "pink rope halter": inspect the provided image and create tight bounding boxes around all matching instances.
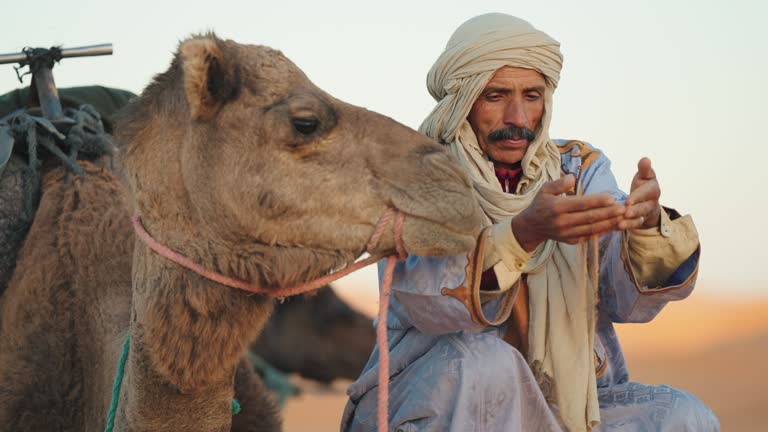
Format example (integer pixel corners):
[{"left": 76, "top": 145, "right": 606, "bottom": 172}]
[{"left": 132, "top": 209, "right": 407, "bottom": 432}]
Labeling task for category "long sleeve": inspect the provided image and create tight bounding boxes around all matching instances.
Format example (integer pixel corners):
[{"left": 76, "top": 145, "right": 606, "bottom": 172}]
[
  {"left": 625, "top": 207, "right": 699, "bottom": 288},
  {"left": 482, "top": 220, "right": 532, "bottom": 293},
  {"left": 384, "top": 256, "right": 484, "bottom": 335},
  {"left": 577, "top": 144, "right": 701, "bottom": 323},
  {"left": 384, "top": 254, "right": 476, "bottom": 334},
  {"left": 383, "top": 225, "right": 521, "bottom": 335}
]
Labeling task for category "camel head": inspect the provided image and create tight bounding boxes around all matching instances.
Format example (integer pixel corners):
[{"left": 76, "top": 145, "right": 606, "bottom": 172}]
[
  {"left": 252, "top": 286, "right": 375, "bottom": 383},
  {"left": 120, "top": 33, "right": 482, "bottom": 289}
]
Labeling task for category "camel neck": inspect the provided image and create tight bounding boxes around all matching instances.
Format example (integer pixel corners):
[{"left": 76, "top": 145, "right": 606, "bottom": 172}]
[{"left": 121, "top": 248, "right": 272, "bottom": 431}]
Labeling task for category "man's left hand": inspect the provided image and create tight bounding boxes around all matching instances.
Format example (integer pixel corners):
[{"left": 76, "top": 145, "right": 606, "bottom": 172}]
[{"left": 620, "top": 157, "right": 661, "bottom": 230}]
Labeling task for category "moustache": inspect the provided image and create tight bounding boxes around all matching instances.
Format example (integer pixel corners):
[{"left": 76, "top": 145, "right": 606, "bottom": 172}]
[{"left": 487, "top": 126, "right": 536, "bottom": 143}]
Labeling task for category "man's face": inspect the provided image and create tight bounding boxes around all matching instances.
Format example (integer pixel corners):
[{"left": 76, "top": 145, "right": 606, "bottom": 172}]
[{"left": 467, "top": 66, "right": 546, "bottom": 167}]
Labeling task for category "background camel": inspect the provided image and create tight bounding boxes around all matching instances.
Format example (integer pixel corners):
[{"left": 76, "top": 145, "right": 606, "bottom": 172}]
[
  {"left": 0, "top": 33, "right": 481, "bottom": 431},
  {"left": 252, "top": 286, "right": 375, "bottom": 384}
]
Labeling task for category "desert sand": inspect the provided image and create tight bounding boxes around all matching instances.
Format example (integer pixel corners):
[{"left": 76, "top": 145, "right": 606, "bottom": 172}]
[{"left": 281, "top": 294, "right": 768, "bottom": 431}]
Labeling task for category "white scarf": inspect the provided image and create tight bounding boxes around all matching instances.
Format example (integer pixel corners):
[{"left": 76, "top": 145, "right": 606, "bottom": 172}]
[{"left": 420, "top": 14, "right": 600, "bottom": 431}]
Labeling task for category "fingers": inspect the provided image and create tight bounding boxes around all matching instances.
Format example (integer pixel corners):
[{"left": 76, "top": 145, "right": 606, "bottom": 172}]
[
  {"left": 630, "top": 158, "right": 658, "bottom": 195},
  {"left": 556, "top": 203, "right": 626, "bottom": 227},
  {"left": 637, "top": 157, "right": 655, "bottom": 180},
  {"left": 618, "top": 216, "right": 645, "bottom": 230},
  {"left": 553, "top": 193, "right": 617, "bottom": 213},
  {"left": 626, "top": 179, "right": 660, "bottom": 206},
  {"left": 559, "top": 215, "right": 624, "bottom": 241},
  {"left": 624, "top": 200, "right": 658, "bottom": 219},
  {"left": 541, "top": 174, "right": 575, "bottom": 195}
]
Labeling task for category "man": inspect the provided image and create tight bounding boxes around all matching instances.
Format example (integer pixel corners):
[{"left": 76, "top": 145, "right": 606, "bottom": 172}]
[{"left": 342, "top": 14, "right": 718, "bottom": 431}]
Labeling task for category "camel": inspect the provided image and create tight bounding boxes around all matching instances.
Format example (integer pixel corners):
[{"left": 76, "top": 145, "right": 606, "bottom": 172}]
[
  {"left": 0, "top": 33, "right": 481, "bottom": 431},
  {"left": 0, "top": 155, "right": 35, "bottom": 295},
  {"left": 1, "top": 87, "right": 373, "bottom": 389},
  {"left": 252, "top": 286, "right": 375, "bottom": 384}
]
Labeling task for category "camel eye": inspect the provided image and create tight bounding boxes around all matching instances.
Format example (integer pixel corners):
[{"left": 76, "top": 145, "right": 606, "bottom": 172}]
[{"left": 292, "top": 117, "right": 319, "bottom": 135}]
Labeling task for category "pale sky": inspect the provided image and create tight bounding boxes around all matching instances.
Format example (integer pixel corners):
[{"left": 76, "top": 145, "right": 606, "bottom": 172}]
[{"left": 2, "top": 0, "right": 766, "bottom": 298}]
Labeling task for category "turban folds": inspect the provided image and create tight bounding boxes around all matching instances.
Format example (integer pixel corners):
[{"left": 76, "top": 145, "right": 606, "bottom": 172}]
[
  {"left": 420, "top": 14, "right": 601, "bottom": 432},
  {"left": 421, "top": 14, "right": 562, "bottom": 165}
]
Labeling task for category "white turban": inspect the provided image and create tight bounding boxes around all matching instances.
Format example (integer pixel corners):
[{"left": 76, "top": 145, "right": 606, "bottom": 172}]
[
  {"left": 420, "top": 14, "right": 601, "bottom": 432},
  {"left": 420, "top": 13, "right": 563, "bottom": 194}
]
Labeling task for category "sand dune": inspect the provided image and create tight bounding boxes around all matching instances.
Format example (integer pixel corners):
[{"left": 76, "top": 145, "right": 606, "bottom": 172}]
[
  {"left": 616, "top": 295, "right": 768, "bottom": 432},
  {"left": 615, "top": 294, "right": 768, "bottom": 355},
  {"left": 626, "top": 331, "right": 768, "bottom": 432},
  {"left": 282, "top": 296, "right": 768, "bottom": 431}
]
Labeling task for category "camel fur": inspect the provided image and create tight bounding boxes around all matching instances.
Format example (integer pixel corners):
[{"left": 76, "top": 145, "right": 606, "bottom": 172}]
[{"left": 0, "top": 33, "right": 481, "bottom": 431}]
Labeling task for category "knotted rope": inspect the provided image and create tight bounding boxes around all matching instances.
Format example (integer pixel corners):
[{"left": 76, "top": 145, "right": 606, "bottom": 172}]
[{"left": 127, "top": 208, "right": 407, "bottom": 432}]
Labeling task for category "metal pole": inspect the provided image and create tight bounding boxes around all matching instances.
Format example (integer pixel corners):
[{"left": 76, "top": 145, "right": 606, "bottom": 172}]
[
  {"left": 0, "top": 43, "right": 113, "bottom": 65},
  {"left": 0, "top": 52, "right": 27, "bottom": 65},
  {"left": 60, "top": 43, "right": 112, "bottom": 59},
  {"left": 32, "top": 67, "right": 64, "bottom": 121}
]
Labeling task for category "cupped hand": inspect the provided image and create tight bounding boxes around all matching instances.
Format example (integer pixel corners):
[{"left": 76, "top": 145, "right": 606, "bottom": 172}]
[{"left": 512, "top": 175, "right": 626, "bottom": 252}]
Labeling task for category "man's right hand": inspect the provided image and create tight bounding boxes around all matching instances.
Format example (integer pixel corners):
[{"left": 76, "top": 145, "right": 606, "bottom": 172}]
[{"left": 511, "top": 175, "right": 626, "bottom": 252}]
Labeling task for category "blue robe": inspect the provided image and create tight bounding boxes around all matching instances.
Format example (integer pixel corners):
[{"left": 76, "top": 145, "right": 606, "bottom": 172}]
[{"left": 341, "top": 141, "right": 719, "bottom": 431}]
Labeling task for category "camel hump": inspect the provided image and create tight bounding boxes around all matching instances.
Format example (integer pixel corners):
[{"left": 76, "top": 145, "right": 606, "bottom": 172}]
[{"left": 28, "top": 163, "right": 133, "bottom": 284}]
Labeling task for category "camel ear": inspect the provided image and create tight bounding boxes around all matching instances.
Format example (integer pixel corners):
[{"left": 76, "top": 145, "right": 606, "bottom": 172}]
[{"left": 180, "top": 35, "right": 241, "bottom": 120}]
